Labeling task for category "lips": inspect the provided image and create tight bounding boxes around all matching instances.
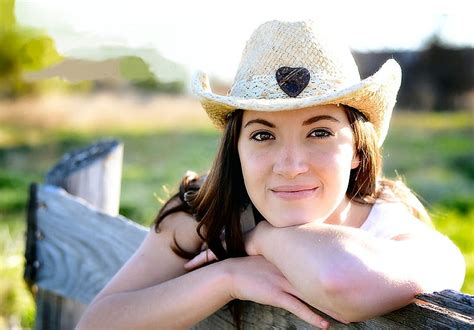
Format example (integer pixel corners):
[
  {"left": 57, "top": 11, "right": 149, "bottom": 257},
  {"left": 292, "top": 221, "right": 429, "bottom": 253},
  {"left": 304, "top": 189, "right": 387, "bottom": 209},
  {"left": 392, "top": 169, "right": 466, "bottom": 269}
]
[{"left": 270, "top": 185, "right": 318, "bottom": 200}]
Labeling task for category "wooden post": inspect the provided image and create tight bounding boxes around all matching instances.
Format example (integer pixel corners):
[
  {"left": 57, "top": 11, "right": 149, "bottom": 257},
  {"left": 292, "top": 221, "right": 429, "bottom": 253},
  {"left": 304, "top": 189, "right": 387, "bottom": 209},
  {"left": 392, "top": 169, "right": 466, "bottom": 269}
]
[
  {"left": 45, "top": 139, "right": 123, "bottom": 216},
  {"left": 25, "top": 139, "right": 124, "bottom": 330}
]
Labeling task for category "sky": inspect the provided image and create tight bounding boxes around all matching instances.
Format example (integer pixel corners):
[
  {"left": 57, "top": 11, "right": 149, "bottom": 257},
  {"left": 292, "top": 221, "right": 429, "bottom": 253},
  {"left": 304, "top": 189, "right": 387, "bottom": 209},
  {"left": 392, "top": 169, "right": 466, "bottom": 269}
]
[{"left": 15, "top": 0, "right": 474, "bottom": 82}]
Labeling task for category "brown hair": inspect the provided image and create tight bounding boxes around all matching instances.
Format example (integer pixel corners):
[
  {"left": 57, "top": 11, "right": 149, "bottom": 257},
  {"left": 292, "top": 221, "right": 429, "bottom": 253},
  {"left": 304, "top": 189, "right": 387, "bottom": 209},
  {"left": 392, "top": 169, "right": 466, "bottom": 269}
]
[
  {"left": 344, "top": 106, "right": 431, "bottom": 223},
  {"left": 153, "top": 106, "right": 430, "bottom": 328}
]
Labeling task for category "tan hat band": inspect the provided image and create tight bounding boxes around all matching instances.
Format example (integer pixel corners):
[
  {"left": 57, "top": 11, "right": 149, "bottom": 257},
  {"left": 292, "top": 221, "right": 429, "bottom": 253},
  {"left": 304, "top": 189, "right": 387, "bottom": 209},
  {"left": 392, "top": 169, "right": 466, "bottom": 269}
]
[{"left": 229, "top": 74, "right": 358, "bottom": 100}]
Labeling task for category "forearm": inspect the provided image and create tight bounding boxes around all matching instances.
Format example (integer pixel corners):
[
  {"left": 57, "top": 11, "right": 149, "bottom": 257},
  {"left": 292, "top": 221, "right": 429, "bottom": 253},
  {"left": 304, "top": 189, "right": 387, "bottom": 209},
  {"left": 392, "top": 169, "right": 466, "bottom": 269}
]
[
  {"left": 77, "top": 261, "right": 232, "bottom": 330},
  {"left": 258, "top": 223, "right": 419, "bottom": 321}
]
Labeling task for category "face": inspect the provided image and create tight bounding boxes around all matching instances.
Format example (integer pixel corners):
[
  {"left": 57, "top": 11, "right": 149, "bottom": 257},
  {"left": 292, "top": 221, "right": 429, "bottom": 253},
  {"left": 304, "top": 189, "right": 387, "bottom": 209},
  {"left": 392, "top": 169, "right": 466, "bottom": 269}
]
[{"left": 237, "top": 105, "right": 360, "bottom": 227}]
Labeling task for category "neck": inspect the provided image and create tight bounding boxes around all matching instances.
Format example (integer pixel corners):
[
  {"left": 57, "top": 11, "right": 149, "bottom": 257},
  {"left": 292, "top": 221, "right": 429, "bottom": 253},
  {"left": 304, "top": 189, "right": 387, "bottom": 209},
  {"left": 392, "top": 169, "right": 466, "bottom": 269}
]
[{"left": 324, "top": 197, "right": 372, "bottom": 228}]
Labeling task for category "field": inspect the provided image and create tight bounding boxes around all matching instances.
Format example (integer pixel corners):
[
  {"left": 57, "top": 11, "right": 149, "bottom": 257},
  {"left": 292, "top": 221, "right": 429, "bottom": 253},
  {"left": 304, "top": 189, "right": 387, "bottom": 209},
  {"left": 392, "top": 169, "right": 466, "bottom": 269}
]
[{"left": 0, "top": 92, "right": 473, "bottom": 328}]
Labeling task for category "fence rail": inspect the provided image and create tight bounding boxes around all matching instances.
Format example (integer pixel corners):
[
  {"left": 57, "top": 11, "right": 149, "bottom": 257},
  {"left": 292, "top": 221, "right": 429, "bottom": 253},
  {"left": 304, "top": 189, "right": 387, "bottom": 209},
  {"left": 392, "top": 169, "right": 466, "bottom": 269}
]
[{"left": 24, "top": 139, "right": 474, "bottom": 329}]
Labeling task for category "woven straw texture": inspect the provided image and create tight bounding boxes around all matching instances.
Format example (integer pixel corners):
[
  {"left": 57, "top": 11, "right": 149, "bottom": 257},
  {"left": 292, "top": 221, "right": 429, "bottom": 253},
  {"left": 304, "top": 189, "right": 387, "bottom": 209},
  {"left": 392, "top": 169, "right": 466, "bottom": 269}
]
[{"left": 192, "top": 20, "right": 402, "bottom": 145}]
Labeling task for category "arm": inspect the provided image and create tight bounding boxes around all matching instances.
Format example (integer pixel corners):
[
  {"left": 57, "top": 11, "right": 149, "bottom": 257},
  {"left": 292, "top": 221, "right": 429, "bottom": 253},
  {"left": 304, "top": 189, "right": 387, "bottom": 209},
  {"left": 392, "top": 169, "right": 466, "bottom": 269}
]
[
  {"left": 76, "top": 211, "right": 232, "bottom": 330},
  {"left": 249, "top": 220, "right": 466, "bottom": 323},
  {"left": 77, "top": 210, "right": 326, "bottom": 329}
]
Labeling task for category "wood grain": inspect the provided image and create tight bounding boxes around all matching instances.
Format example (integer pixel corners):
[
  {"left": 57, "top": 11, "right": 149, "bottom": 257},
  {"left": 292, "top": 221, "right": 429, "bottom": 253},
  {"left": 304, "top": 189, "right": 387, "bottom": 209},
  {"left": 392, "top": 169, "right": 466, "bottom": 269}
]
[{"left": 35, "top": 184, "right": 147, "bottom": 304}]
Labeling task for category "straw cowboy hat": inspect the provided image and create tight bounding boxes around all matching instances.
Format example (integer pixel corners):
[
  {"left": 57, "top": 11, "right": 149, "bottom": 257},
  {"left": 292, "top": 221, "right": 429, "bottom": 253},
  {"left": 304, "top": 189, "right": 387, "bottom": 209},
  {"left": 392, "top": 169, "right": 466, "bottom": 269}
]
[{"left": 192, "top": 20, "right": 402, "bottom": 145}]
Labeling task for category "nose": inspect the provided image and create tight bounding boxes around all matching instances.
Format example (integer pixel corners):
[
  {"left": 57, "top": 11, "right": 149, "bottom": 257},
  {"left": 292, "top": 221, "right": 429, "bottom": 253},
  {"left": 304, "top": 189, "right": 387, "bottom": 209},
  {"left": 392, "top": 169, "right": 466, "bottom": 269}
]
[{"left": 273, "top": 144, "right": 309, "bottom": 179}]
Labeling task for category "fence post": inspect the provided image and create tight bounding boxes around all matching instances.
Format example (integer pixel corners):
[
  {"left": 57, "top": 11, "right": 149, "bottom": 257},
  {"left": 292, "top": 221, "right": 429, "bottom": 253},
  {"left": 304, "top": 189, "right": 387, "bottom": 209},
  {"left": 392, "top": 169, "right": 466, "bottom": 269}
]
[{"left": 25, "top": 139, "right": 124, "bottom": 330}]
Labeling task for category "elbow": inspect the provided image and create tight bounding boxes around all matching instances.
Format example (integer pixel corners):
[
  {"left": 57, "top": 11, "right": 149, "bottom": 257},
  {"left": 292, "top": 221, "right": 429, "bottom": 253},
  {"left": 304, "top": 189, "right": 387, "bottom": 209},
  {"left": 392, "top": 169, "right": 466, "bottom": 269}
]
[
  {"left": 76, "top": 296, "right": 121, "bottom": 330},
  {"left": 76, "top": 317, "right": 90, "bottom": 330},
  {"left": 342, "top": 283, "right": 420, "bottom": 323},
  {"left": 316, "top": 268, "right": 366, "bottom": 323},
  {"left": 76, "top": 301, "right": 104, "bottom": 330},
  {"left": 318, "top": 275, "right": 367, "bottom": 323}
]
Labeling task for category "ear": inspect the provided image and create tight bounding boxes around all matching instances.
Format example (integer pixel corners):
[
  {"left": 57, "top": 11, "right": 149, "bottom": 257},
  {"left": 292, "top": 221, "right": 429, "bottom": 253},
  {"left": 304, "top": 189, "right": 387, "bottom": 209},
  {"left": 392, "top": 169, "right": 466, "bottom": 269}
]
[{"left": 351, "top": 153, "right": 360, "bottom": 169}]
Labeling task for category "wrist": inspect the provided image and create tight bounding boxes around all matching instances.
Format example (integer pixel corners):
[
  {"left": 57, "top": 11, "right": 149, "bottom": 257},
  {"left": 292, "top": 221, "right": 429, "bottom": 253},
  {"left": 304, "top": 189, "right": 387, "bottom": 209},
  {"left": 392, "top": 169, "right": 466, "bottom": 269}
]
[
  {"left": 219, "top": 258, "right": 240, "bottom": 300},
  {"left": 254, "top": 221, "right": 276, "bottom": 257}
]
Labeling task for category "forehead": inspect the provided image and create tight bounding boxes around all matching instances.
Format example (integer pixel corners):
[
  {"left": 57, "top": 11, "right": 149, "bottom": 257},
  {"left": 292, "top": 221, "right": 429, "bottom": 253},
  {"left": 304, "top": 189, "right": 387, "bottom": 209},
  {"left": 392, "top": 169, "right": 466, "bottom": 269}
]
[{"left": 242, "top": 104, "right": 349, "bottom": 123}]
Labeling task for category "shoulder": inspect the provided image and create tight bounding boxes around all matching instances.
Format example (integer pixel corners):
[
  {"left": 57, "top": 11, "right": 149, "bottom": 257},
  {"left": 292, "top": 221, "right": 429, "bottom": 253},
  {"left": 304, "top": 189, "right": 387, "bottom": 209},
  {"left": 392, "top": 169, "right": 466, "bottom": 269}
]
[
  {"left": 394, "top": 223, "right": 466, "bottom": 292},
  {"left": 366, "top": 201, "right": 466, "bottom": 291},
  {"left": 154, "top": 198, "right": 203, "bottom": 255},
  {"left": 361, "top": 200, "right": 431, "bottom": 240}
]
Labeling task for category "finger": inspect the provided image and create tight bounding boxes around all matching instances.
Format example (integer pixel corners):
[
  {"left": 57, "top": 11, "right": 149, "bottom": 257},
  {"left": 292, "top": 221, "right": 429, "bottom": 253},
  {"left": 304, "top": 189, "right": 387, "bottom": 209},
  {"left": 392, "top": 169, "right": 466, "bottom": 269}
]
[
  {"left": 184, "top": 250, "right": 210, "bottom": 270},
  {"left": 283, "top": 284, "right": 304, "bottom": 301},
  {"left": 277, "top": 277, "right": 349, "bottom": 325},
  {"left": 184, "top": 249, "right": 217, "bottom": 270},
  {"left": 183, "top": 250, "right": 207, "bottom": 270},
  {"left": 275, "top": 275, "right": 306, "bottom": 301},
  {"left": 273, "top": 293, "right": 330, "bottom": 329}
]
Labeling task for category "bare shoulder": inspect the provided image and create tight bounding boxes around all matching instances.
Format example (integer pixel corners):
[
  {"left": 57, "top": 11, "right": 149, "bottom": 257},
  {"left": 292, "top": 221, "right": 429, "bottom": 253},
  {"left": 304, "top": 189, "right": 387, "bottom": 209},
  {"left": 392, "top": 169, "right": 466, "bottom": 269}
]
[
  {"left": 90, "top": 202, "right": 203, "bottom": 305},
  {"left": 392, "top": 225, "right": 466, "bottom": 292},
  {"left": 153, "top": 201, "right": 204, "bottom": 254}
]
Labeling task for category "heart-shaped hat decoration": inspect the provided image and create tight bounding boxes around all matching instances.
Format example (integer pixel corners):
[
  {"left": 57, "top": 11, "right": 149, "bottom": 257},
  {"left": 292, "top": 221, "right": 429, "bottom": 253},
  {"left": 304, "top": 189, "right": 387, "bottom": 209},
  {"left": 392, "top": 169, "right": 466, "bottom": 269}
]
[{"left": 275, "top": 67, "right": 310, "bottom": 97}]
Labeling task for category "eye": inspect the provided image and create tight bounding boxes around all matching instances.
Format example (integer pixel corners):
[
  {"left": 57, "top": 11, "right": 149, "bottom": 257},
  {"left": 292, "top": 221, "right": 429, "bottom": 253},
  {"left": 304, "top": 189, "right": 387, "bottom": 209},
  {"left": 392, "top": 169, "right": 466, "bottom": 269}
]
[
  {"left": 251, "top": 131, "right": 274, "bottom": 142},
  {"left": 308, "top": 129, "right": 333, "bottom": 139}
]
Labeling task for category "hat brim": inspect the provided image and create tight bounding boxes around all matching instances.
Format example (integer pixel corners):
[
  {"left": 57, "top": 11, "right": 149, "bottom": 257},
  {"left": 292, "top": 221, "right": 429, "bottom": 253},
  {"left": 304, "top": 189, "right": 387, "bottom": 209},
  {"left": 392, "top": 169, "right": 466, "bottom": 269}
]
[{"left": 193, "top": 59, "right": 401, "bottom": 145}]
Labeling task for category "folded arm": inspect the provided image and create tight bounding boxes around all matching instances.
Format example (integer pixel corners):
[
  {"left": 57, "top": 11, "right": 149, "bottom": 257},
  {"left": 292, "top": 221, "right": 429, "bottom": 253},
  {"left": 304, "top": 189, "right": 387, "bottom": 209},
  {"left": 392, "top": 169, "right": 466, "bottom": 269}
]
[
  {"left": 76, "top": 210, "right": 231, "bottom": 330},
  {"left": 250, "top": 220, "right": 465, "bottom": 323},
  {"left": 77, "top": 209, "right": 327, "bottom": 329}
]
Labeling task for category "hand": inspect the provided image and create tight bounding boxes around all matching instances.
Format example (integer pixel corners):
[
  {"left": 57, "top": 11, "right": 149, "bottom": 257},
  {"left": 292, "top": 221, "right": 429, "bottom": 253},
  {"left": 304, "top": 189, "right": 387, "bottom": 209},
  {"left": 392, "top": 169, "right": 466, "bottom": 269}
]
[
  {"left": 184, "top": 247, "right": 218, "bottom": 271},
  {"left": 184, "top": 220, "right": 274, "bottom": 270},
  {"left": 225, "top": 255, "right": 330, "bottom": 329}
]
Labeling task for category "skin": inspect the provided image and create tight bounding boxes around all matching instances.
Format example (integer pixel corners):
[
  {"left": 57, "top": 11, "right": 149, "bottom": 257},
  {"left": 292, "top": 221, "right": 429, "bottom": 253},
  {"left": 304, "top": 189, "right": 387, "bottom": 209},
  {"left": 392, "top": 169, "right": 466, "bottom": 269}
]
[
  {"left": 78, "top": 105, "right": 466, "bottom": 329},
  {"left": 77, "top": 203, "right": 328, "bottom": 329},
  {"left": 237, "top": 105, "right": 365, "bottom": 228}
]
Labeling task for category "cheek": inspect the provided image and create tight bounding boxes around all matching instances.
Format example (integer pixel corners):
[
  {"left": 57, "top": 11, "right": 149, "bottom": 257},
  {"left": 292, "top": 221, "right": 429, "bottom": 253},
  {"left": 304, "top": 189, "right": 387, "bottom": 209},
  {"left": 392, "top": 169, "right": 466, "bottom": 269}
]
[
  {"left": 311, "top": 144, "right": 355, "bottom": 189},
  {"left": 310, "top": 142, "right": 354, "bottom": 167},
  {"left": 238, "top": 143, "right": 272, "bottom": 196}
]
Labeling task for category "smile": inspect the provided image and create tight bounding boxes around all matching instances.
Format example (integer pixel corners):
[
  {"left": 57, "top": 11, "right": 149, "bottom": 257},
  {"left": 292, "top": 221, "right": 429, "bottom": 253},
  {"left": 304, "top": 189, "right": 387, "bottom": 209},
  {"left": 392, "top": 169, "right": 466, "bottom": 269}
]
[{"left": 270, "top": 186, "right": 318, "bottom": 200}]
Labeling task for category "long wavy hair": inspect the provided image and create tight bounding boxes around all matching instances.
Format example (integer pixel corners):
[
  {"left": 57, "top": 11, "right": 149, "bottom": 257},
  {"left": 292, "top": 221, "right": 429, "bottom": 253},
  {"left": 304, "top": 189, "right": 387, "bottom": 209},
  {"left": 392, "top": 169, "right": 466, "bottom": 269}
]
[{"left": 153, "top": 105, "right": 431, "bottom": 328}]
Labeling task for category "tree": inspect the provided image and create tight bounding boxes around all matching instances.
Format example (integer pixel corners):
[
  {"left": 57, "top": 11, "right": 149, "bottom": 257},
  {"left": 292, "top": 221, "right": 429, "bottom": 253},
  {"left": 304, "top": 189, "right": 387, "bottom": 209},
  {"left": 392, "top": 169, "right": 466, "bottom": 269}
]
[{"left": 0, "top": 0, "right": 63, "bottom": 98}]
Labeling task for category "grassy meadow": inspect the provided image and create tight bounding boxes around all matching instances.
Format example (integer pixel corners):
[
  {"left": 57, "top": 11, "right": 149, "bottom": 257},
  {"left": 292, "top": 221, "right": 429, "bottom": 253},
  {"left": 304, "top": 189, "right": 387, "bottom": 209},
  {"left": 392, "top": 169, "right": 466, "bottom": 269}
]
[{"left": 0, "top": 93, "right": 473, "bottom": 328}]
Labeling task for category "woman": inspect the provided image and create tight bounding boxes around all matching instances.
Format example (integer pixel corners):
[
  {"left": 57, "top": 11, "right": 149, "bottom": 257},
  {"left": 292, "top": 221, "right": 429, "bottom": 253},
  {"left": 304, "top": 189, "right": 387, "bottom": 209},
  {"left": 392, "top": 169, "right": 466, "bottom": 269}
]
[{"left": 77, "top": 20, "right": 465, "bottom": 329}]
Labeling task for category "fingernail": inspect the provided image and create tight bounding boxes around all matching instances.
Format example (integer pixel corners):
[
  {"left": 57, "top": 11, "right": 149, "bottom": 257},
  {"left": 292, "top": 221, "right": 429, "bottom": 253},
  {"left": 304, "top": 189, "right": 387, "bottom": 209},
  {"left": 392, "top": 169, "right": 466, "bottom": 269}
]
[{"left": 320, "top": 320, "right": 329, "bottom": 329}]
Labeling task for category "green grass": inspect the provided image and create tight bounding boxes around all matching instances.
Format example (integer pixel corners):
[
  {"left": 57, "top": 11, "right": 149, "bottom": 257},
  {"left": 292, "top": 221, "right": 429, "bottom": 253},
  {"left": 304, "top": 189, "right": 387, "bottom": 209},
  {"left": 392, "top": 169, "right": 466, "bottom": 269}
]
[
  {"left": 431, "top": 205, "right": 474, "bottom": 294},
  {"left": 0, "top": 213, "right": 36, "bottom": 328},
  {"left": 0, "top": 110, "right": 472, "bottom": 327}
]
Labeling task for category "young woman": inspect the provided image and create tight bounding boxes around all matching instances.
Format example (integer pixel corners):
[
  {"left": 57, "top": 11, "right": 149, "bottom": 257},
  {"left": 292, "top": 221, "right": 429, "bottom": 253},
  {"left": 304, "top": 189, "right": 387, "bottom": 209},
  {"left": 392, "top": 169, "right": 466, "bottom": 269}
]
[{"left": 77, "top": 20, "right": 465, "bottom": 329}]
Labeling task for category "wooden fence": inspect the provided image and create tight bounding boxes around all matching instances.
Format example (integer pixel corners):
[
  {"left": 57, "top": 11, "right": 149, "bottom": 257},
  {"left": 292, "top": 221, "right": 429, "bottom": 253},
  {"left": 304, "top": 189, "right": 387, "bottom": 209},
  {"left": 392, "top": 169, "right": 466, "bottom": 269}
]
[{"left": 24, "top": 139, "right": 474, "bottom": 329}]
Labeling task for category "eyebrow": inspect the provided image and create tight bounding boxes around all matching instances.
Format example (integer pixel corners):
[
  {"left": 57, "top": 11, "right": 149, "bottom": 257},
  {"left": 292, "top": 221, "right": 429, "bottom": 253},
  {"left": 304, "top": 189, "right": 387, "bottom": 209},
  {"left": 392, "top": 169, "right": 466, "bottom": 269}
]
[
  {"left": 243, "top": 115, "right": 340, "bottom": 128},
  {"left": 244, "top": 119, "right": 275, "bottom": 128},
  {"left": 302, "top": 115, "right": 340, "bottom": 126}
]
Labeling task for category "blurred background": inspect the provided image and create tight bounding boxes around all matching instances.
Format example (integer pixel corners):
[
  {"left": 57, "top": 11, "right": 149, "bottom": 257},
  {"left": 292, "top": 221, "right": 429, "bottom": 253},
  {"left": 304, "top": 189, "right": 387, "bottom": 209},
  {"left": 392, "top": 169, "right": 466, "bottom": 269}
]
[{"left": 1, "top": 0, "right": 473, "bottom": 328}]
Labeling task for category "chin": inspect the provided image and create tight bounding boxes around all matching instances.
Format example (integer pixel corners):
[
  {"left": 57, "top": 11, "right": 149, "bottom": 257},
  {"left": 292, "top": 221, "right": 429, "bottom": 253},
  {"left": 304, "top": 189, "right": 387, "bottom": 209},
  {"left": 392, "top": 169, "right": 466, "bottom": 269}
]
[{"left": 266, "top": 212, "right": 321, "bottom": 228}]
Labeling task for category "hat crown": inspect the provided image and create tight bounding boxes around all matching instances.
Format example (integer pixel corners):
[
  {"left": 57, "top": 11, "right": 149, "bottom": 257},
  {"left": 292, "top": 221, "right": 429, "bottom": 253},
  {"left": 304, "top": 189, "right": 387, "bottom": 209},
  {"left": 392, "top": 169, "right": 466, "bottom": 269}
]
[
  {"left": 229, "top": 20, "right": 361, "bottom": 99},
  {"left": 192, "top": 19, "right": 402, "bottom": 146}
]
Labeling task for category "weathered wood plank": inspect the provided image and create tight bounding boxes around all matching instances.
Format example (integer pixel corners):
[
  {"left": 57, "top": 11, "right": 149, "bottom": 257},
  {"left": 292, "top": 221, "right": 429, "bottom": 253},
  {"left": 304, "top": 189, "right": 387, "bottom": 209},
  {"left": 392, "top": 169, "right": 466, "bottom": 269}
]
[
  {"left": 34, "top": 290, "right": 87, "bottom": 330},
  {"left": 195, "top": 296, "right": 474, "bottom": 329},
  {"left": 45, "top": 138, "right": 123, "bottom": 216},
  {"left": 417, "top": 290, "right": 474, "bottom": 315},
  {"left": 24, "top": 183, "right": 38, "bottom": 287},
  {"left": 31, "top": 139, "right": 125, "bottom": 330},
  {"left": 35, "top": 184, "right": 147, "bottom": 304},
  {"left": 383, "top": 299, "right": 473, "bottom": 329}
]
